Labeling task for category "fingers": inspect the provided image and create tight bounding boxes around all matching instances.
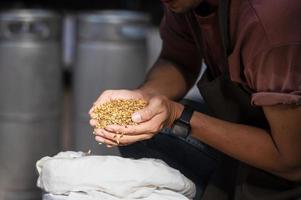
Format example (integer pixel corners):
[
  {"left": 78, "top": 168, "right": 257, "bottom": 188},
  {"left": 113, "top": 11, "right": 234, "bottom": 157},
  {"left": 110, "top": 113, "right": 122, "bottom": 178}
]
[
  {"left": 95, "top": 136, "right": 117, "bottom": 146},
  {"left": 94, "top": 128, "right": 152, "bottom": 145},
  {"left": 89, "top": 90, "right": 116, "bottom": 116},
  {"left": 90, "top": 119, "right": 97, "bottom": 127},
  {"left": 105, "top": 117, "right": 163, "bottom": 136},
  {"left": 94, "top": 90, "right": 113, "bottom": 106},
  {"left": 94, "top": 128, "right": 126, "bottom": 145},
  {"left": 106, "top": 124, "right": 148, "bottom": 135},
  {"left": 94, "top": 129, "right": 118, "bottom": 146},
  {"left": 119, "top": 134, "right": 152, "bottom": 144}
]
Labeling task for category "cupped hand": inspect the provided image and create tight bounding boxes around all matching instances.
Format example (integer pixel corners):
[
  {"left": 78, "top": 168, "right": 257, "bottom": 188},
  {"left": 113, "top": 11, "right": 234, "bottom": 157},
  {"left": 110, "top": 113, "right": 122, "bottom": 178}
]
[
  {"left": 89, "top": 89, "right": 150, "bottom": 147},
  {"left": 90, "top": 92, "right": 183, "bottom": 147}
]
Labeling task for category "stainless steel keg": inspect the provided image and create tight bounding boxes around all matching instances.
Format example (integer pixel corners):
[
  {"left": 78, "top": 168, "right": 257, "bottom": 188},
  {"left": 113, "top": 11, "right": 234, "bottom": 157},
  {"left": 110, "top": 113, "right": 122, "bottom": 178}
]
[
  {"left": 73, "top": 10, "right": 149, "bottom": 155},
  {"left": 0, "top": 10, "right": 62, "bottom": 200}
]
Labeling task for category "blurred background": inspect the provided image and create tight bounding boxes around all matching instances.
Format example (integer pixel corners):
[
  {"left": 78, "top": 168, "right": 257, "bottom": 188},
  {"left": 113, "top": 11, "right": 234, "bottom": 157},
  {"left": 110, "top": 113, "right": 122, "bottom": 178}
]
[{"left": 0, "top": 1, "right": 203, "bottom": 200}]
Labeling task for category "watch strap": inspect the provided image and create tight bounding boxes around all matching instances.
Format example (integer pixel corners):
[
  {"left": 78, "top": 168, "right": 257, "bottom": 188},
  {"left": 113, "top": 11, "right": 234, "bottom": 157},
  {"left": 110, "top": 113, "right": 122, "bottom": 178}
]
[
  {"left": 178, "top": 105, "right": 194, "bottom": 125},
  {"left": 170, "top": 105, "right": 194, "bottom": 138}
]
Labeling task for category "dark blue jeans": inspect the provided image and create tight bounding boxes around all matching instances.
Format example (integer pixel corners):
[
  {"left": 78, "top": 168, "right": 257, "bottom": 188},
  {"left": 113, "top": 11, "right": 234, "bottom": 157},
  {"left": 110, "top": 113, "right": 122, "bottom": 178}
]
[{"left": 119, "top": 99, "right": 222, "bottom": 199}]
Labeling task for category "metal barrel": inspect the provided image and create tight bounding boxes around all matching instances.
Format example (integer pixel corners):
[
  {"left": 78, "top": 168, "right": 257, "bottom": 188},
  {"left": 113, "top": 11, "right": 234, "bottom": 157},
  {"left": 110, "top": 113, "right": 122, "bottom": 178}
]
[
  {"left": 73, "top": 10, "right": 149, "bottom": 155},
  {"left": 0, "top": 9, "right": 62, "bottom": 200}
]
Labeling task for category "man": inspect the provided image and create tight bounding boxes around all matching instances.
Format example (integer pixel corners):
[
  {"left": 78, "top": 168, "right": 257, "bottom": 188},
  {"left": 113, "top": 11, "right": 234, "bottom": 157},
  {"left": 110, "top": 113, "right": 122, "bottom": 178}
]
[{"left": 90, "top": 0, "right": 301, "bottom": 199}]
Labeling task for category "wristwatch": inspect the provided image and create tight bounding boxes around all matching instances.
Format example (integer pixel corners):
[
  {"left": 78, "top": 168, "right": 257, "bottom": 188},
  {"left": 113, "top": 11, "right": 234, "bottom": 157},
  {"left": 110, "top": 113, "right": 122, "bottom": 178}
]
[{"left": 170, "top": 105, "right": 194, "bottom": 138}]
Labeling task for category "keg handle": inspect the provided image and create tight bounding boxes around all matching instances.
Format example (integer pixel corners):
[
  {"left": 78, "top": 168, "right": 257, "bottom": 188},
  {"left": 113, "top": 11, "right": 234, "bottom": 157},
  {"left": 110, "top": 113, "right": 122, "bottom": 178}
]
[
  {"left": 3, "top": 21, "right": 26, "bottom": 39},
  {"left": 3, "top": 20, "right": 50, "bottom": 39},
  {"left": 119, "top": 24, "right": 147, "bottom": 40}
]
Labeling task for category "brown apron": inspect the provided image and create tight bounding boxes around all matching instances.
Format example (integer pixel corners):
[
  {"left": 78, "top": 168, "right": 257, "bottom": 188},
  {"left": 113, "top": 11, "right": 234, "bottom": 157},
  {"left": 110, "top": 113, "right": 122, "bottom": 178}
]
[{"left": 186, "top": 0, "right": 301, "bottom": 199}]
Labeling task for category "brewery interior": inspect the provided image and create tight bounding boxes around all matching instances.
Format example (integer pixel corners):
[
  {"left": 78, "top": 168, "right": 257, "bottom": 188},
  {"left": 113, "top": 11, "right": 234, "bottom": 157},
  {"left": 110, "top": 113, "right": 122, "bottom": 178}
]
[{"left": 0, "top": 0, "right": 207, "bottom": 200}]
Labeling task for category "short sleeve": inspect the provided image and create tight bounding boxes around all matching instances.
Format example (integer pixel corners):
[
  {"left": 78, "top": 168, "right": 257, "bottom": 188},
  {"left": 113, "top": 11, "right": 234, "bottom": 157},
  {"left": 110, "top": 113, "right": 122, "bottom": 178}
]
[
  {"left": 244, "top": 45, "right": 301, "bottom": 106},
  {"left": 159, "top": 7, "right": 201, "bottom": 74}
]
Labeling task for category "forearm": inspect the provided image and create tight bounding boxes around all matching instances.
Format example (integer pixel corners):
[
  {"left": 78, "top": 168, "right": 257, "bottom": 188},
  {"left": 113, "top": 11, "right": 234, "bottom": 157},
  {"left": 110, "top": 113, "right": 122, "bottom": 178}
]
[
  {"left": 190, "top": 110, "right": 301, "bottom": 181},
  {"left": 138, "top": 58, "right": 196, "bottom": 100}
]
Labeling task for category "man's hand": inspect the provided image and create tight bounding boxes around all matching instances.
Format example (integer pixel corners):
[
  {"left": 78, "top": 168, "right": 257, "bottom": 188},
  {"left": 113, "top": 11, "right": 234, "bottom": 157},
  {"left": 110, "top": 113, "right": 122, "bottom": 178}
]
[{"left": 89, "top": 89, "right": 183, "bottom": 147}]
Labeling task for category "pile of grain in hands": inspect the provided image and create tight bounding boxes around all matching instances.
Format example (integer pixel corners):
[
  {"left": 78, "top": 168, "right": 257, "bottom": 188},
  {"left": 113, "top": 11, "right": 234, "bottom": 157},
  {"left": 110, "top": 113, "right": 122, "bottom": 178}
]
[{"left": 90, "top": 99, "right": 147, "bottom": 144}]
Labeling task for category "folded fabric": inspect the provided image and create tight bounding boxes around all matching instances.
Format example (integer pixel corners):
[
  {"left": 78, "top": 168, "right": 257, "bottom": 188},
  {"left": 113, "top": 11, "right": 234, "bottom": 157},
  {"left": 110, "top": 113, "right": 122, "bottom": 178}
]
[{"left": 37, "top": 151, "right": 196, "bottom": 200}]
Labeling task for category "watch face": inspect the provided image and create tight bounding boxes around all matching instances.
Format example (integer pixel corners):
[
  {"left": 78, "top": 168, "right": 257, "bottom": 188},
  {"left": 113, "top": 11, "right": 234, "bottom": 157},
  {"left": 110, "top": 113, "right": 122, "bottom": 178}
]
[{"left": 171, "top": 121, "right": 190, "bottom": 138}]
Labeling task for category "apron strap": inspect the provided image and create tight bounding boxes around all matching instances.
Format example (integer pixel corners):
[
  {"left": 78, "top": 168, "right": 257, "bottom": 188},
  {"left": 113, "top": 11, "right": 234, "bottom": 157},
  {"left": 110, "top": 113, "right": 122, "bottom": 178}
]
[
  {"left": 186, "top": 0, "right": 231, "bottom": 80},
  {"left": 218, "top": 0, "right": 231, "bottom": 55},
  {"left": 186, "top": 11, "right": 215, "bottom": 80}
]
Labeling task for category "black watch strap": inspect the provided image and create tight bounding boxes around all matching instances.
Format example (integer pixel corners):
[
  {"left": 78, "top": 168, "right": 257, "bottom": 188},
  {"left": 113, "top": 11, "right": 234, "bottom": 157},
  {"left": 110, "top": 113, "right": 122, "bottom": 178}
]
[
  {"left": 178, "top": 105, "right": 194, "bottom": 125},
  {"left": 170, "top": 105, "right": 194, "bottom": 138}
]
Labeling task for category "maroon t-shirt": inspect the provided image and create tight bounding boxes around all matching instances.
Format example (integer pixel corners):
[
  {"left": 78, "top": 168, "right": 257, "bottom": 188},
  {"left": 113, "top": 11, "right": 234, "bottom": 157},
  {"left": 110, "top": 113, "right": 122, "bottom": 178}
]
[
  {"left": 160, "top": 0, "right": 301, "bottom": 199},
  {"left": 160, "top": 0, "right": 301, "bottom": 106}
]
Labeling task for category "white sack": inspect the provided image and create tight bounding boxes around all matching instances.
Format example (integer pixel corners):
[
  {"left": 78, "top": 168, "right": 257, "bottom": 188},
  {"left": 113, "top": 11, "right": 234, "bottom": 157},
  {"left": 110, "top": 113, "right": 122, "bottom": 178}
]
[{"left": 37, "top": 151, "right": 196, "bottom": 200}]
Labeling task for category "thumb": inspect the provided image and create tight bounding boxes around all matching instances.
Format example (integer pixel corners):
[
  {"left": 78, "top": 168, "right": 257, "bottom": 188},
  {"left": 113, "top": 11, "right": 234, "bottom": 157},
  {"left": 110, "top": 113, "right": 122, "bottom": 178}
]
[
  {"left": 132, "top": 108, "right": 154, "bottom": 123},
  {"left": 132, "top": 97, "right": 163, "bottom": 123},
  {"left": 132, "top": 104, "right": 157, "bottom": 123}
]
